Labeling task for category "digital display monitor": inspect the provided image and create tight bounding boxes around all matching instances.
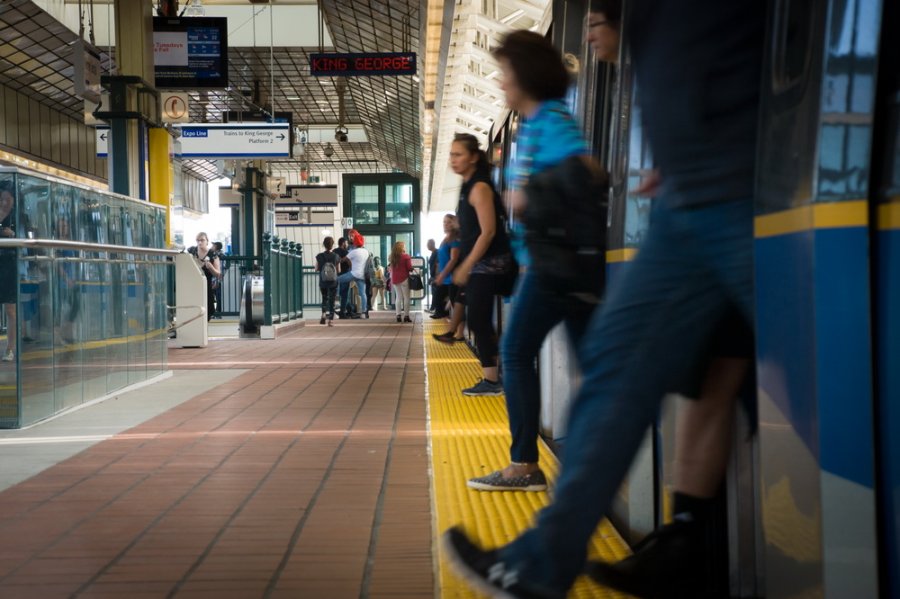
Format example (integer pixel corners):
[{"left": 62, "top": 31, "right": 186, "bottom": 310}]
[
  {"left": 309, "top": 52, "right": 417, "bottom": 77},
  {"left": 153, "top": 17, "right": 228, "bottom": 89}
]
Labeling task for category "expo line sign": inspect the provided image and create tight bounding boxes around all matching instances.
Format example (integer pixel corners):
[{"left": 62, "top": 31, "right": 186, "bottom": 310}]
[
  {"left": 309, "top": 52, "right": 416, "bottom": 77},
  {"left": 96, "top": 123, "right": 291, "bottom": 159}
]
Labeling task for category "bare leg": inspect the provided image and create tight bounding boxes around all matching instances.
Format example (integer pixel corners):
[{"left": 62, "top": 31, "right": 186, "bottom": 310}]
[
  {"left": 483, "top": 365, "right": 499, "bottom": 383},
  {"left": 674, "top": 357, "right": 750, "bottom": 498}
]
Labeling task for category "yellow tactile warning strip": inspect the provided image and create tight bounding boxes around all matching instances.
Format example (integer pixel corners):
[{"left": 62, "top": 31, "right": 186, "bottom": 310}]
[{"left": 424, "top": 319, "right": 631, "bottom": 598}]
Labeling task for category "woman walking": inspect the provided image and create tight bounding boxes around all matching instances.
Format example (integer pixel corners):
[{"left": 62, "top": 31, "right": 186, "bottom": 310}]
[{"left": 389, "top": 241, "right": 413, "bottom": 323}]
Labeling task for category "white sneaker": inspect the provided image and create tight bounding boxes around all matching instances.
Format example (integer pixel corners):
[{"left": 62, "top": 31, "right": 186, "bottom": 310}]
[{"left": 2, "top": 350, "right": 14, "bottom": 362}]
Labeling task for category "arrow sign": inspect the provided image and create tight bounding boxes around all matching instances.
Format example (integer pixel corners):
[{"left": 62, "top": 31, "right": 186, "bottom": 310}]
[
  {"left": 174, "top": 123, "right": 291, "bottom": 158},
  {"left": 96, "top": 126, "right": 109, "bottom": 157}
]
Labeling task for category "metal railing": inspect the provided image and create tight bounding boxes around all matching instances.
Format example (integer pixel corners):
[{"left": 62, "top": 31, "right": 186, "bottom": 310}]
[
  {"left": 262, "top": 233, "right": 304, "bottom": 326},
  {"left": 217, "top": 254, "right": 259, "bottom": 317}
]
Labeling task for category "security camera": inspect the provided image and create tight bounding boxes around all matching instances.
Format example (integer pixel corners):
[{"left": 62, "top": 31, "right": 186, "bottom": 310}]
[
  {"left": 334, "top": 125, "right": 349, "bottom": 143},
  {"left": 323, "top": 143, "right": 335, "bottom": 158}
]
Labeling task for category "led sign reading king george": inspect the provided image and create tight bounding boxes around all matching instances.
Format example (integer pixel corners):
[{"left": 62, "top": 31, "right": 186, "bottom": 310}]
[
  {"left": 309, "top": 52, "right": 417, "bottom": 77},
  {"left": 153, "top": 17, "right": 228, "bottom": 89}
]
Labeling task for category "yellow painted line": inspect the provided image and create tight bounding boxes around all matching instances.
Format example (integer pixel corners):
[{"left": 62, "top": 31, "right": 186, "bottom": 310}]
[
  {"left": 878, "top": 202, "right": 900, "bottom": 231},
  {"left": 425, "top": 320, "right": 630, "bottom": 598},
  {"left": 16, "top": 329, "right": 168, "bottom": 362},
  {"left": 754, "top": 201, "right": 868, "bottom": 238},
  {"left": 606, "top": 248, "right": 638, "bottom": 263}
]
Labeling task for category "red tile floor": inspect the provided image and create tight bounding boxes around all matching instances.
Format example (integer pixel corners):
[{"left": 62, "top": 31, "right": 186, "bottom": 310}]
[{"left": 0, "top": 315, "right": 433, "bottom": 598}]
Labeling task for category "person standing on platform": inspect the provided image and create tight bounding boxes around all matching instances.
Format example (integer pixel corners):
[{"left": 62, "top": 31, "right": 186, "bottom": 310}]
[
  {"left": 371, "top": 257, "right": 386, "bottom": 310},
  {"left": 389, "top": 241, "right": 413, "bottom": 323},
  {"left": 0, "top": 180, "right": 20, "bottom": 362},
  {"left": 337, "top": 230, "right": 370, "bottom": 319},
  {"left": 444, "top": 0, "right": 765, "bottom": 595},
  {"left": 211, "top": 241, "right": 225, "bottom": 319},
  {"left": 188, "top": 233, "right": 221, "bottom": 322},
  {"left": 430, "top": 216, "right": 460, "bottom": 320},
  {"left": 335, "top": 237, "right": 351, "bottom": 318},
  {"left": 465, "top": 31, "right": 604, "bottom": 493},
  {"left": 449, "top": 134, "right": 515, "bottom": 397},
  {"left": 315, "top": 236, "right": 340, "bottom": 326},
  {"left": 426, "top": 238, "right": 439, "bottom": 311}
]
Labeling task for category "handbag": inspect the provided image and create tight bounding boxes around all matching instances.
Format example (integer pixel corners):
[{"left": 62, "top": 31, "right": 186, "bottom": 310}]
[{"left": 408, "top": 270, "right": 424, "bottom": 291}]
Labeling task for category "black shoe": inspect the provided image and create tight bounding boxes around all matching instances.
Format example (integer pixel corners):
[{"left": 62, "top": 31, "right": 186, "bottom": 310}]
[
  {"left": 433, "top": 331, "right": 455, "bottom": 344},
  {"left": 430, "top": 311, "right": 449, "bottom": 319},
  {"left": 404, "top": 316, "right": 412, "bottom": 323},
  {"left": 319, "top": 316, "right": 326, "bottom": 325},
  {"left": 586, "top": 519, "right": 707, "bottom": 599},
  {"left": 365, "top": 311, "right": 370, "bottom": 319},
  {"left": 442, "top": 527, "right": 562, "bottom": 599},
  {"left": 396, "top": 315, "right": 402, "bottom": 322}
]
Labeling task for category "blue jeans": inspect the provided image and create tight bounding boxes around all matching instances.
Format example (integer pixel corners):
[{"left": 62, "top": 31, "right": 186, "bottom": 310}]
[
  {"left": 500, "top": 271, "right": 597, "bottom": 463},
  {"left": 338, "top": 272, "right": 367, "bottom": 313},
  {"left": 499, "top": 198, "right": 754, "bottom": 595}
]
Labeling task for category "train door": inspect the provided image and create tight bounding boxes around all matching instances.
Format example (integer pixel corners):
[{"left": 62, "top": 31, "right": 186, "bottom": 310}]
[
  {"left": 753, "top": 0, "right": 884, "bottom": 596},
  {"left": 871, "top": 0, "right": 900, "bottom": 594}
]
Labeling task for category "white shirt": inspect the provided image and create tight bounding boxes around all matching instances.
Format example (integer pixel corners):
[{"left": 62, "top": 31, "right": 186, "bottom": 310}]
[{"left": 348, "top": 247, "right": 369, "bottom": 279}]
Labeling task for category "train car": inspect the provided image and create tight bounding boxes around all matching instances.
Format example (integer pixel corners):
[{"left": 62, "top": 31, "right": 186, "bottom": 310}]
[{"left": 487, "top": 0, "right": 897, "bottom": 595}]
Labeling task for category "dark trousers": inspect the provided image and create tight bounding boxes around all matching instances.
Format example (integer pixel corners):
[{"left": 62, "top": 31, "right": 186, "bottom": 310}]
[
  {"left": 432, "top": 284, "right": 450, "bottom": 315},
  {"left": 465, "top": 273, "right": 503, "bottom": 368},
  {"left": 500, "top": 198, "right": 754, "bottom": 593},
  {"left": 320, "top": 285, "right": 337, "bottom": 319},
  {"left": 500, "top": 271, "right": 596, "bottom": 463}
]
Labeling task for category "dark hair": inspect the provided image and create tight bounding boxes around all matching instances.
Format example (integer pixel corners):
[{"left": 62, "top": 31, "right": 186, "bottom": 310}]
[
  {"left": 213, "top": 241, "right": 223, "bottom": 251},
  {"left": 492, "top": 30, "right": 569, "bottom": 101},
  {"left": 452, "top": 133, "right": 490, "bottom": 172},
  {"left": 590, "top": 0, "right": 622, "bottom": 24},
  {"left": 323, "top": 236, "right": 335, "bottom": 250},
  {"left": 337, "top": 237, "right": 347, "bottom": 246},
  {"left": 0, "top": 180, "right": 13, "bottom": 197}
]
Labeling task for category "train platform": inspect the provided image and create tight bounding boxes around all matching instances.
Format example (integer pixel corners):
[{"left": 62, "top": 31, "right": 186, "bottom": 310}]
[{"left": 0, "top": 312, "right": 627, "bottom": 598}]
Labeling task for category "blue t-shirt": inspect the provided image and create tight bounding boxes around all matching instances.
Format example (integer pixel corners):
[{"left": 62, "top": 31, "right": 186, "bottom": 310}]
[
  {"left": 507, "top": 100, "right": 589, "bottom": 266},
  {"left": 436, "top": 239, "right": 460, "bottom": 285}
]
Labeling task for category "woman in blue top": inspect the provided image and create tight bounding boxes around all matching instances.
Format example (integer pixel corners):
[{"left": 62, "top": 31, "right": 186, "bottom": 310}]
[
  {"left": 432, "top": 214, "right": 466, "bottom": 340},
  {"left": 467, "top": 31, "right": 603, "bottom": 493}
]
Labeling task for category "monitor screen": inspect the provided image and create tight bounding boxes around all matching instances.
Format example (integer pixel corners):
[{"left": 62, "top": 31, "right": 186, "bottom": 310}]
[{"left": 153, "top": 17, "right": 228, "bottom": 89}]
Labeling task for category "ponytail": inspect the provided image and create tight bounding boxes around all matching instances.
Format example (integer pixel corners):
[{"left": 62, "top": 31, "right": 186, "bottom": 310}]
[{"left": 453, "top": 133, "right": 491, "bottom": 171}]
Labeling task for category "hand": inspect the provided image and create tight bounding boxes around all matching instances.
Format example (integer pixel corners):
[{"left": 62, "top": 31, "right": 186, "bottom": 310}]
[
  {"left": 1, "top": 227, "right": 12, "bottom": 238},
  {"left": 434, "top": 273, "right": 445, "bottom": 286},
  {"left": 454, "top": 262, "right": 472, "bottom": 287},
  {"left": 633, "top": 169, "right": 662, "bottom": 197}
]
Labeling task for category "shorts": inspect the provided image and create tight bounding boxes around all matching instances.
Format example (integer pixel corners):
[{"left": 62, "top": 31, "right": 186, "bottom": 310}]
[
  {"left": 671, "top": 308, "right": 757, "bottom": 431},
  {"left": 0, "top": 256, "right": 16, "bottom": 304},
  {"left": 449, "top": 284, "right": 465, "bottom": 306}
]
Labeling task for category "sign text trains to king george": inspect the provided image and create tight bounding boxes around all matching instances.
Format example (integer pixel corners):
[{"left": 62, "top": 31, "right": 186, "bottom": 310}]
[{"left": 309, "top": 52, "right": 417, "bottom": 77}]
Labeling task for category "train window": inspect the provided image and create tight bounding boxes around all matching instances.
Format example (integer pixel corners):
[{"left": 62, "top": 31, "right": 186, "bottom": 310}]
[{"left": 772, "top": 0, "right": 815, "bottom": 92}]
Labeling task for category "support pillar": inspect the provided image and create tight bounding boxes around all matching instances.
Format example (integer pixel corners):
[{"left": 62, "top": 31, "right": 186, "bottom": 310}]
[{"left": 109, "top": 0, "right": 154, "bottom": 198}]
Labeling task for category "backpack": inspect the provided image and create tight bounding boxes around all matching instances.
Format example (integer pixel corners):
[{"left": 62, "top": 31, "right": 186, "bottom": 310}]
[
  {"left": 320, "top": 257, "right": 338, "bottom": 286},
  {"left": 523, "top": 155, "right": 608, "bottom": 296},
  {"left": 365, "top": 252, "right": 376, "bottom": 280}
]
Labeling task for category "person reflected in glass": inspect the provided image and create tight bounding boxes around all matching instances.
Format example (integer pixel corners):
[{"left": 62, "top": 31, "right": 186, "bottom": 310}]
[
  {"left": 188, "top": 233, "right": 220, "bottom": 322},
  {"left": 0, "top": 181, "right": 18, "bottom": 362},
  {"left": 55, "top": 217, "right": 79, "bottom": 345},
  {"left": 212, "top": 241, "right": 225, "bottom": 319}
]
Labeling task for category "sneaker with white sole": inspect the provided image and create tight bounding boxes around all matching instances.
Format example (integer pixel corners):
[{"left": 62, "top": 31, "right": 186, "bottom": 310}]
[
  {"left": 462, "top": 379, "right": 504, "bottom": 396},
  {"left": 442, "top": 527, "right": 563, "bottom": 599},
  {"left": 467, "top": 469, "right": 548, "bottom": 492},
  {"left": 1, "top": 350, "right": 14, "bottom": 362}
]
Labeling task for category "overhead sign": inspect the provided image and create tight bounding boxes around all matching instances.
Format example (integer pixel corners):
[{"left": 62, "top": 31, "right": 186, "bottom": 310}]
[
  {"left": 267, "top": 177, "right": 286, "bottom": 196},
  {"left": 309, "top": 52, "right": 417, "bottom": 77},
  {"left": 275, "top": 212, "right": 305, "bottom": 226},
  {"left": 161, "top": 92, "right": 190, "bottom": 123},
  {"left": 96, "top": 127, "right": 109, "bottom": 157},
  {"left": 174, "top": 123, "right": 290, "bottom": 159},
  {"left": 282, "top": 185, "right": 338, "bottom": 205},
  {"left": 73, "top": 39, "right": 101, "bottom": 103},
  {"left": 153, "top": 17, "right": 228, "bottom": 89}
]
